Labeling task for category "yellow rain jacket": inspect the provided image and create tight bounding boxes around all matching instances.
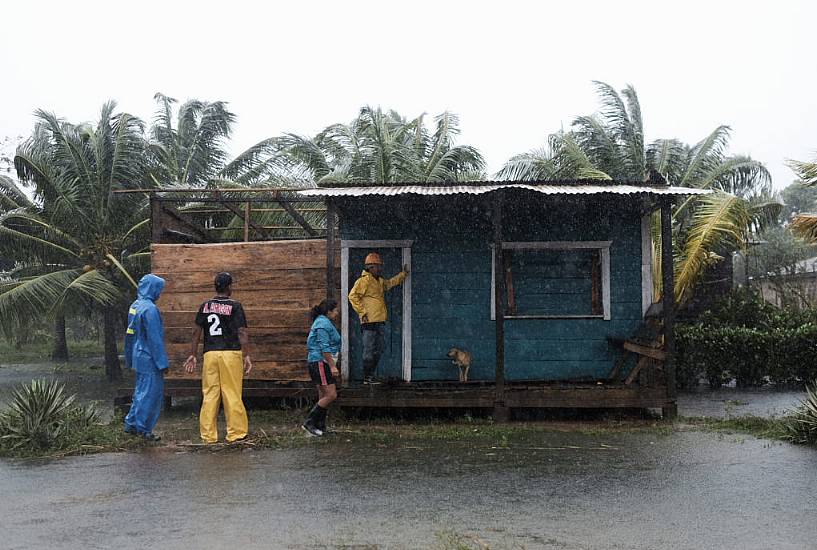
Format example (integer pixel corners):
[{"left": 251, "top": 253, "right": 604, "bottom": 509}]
[{"left": 348, "top": 269, "right": 407, "bottom": 323}]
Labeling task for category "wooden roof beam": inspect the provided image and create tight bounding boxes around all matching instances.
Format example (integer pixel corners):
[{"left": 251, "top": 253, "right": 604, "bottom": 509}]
[{"left": 274, "top": 192, "right": 318, "bottom": 237}]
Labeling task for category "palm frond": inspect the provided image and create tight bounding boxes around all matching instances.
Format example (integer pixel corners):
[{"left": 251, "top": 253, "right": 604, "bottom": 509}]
[
  {"left": 553, "top": 133, "right": 612, "bottom": 180},
  {"left": 219, "top": 137, "right": 280, "bottom": 183},
  {"left": 0, "top": 208, "right": 80, "bottom": 261},
  {"left": 697, "top": 155, "right": 771, "bottom": 196},
  {"left": 646, "top": 139, "right": 687, "bottom": 182},
  {"left": 496, "top": 149, "right": 557, "bottom": 181},
  {"left": 570, "top": 115, "right": 625, "bottom": 178},
  {"left": 675, "top": 192, "right": 751, "bottom": 303},
  {"left": 148, "top": 95, "right": 235, "bottom": 187},
  {"left": 678, "top": 125, "right": 732, "bottom": 187},
  {"left": 791, "top": 214, "right": 817, "bottom": 243},
  {"left": 747, "top": 196, "right": 783, "bottom": 233},
  {"left": 619, "top": 84, "right": 646, "bottom": 179},
  {"left": 424, "top": 145, "right": 485, "bottom": 183},
  {"left": 787, "top": 157, "right": 817, "bottom": 186},
  {"left": 0, "top": 269, "right": 84, "bottom": 331},
  {"left": 63, "top": 268, "right": 121, "bottom": 305},
  {"left": 0, "top": 175, "right": 33, "bottom": 210},
  {"left": 14, "top": 142, "right": 87, "bottom": 225}
]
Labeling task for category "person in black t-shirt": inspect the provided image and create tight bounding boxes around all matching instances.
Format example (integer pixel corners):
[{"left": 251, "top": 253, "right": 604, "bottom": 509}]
[{"left": 184, "top": 272, "right": 252, "bottom": 443}]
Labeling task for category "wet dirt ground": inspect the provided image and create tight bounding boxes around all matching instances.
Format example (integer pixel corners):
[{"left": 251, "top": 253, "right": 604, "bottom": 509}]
[
  {"left": 2, "top": 429, "right": 816, "bottom": 549},
  {"left": 0, "top": 359, "right": 807, "bottom": 419},
  {"left": 1, "top": 361, "right": 815, "bottom": 549}
]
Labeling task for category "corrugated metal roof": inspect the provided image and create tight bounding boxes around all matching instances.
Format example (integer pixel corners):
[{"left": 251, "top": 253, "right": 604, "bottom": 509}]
[{"left": 298, "top": 183, "right": 711, "bottom": 197}]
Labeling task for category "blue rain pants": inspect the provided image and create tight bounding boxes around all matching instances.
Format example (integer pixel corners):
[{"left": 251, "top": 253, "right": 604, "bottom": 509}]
[{"left": 124, "top": 367, "right": 165, "bottom": 434}]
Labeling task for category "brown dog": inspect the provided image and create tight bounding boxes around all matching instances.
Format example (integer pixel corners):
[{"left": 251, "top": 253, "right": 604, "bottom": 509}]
[{"left": 446, "top": 347, "right": 471, "bottom": 382}]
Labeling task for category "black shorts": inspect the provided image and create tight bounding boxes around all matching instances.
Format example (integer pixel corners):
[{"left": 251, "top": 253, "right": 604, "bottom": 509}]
[{"left": 308, "top": 361, "right": 336, "bottom": 386}]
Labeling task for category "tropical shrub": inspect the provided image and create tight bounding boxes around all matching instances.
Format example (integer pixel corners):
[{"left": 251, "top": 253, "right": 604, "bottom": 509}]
[
  {"left": 783, "top": 382, "right": 817, "bottom": 445},
  {"left": 676, "top": 290, "right": 817, "bottom": 388},
  {"left": 0, "top": 379, "right": 99, "bottom": 453}
]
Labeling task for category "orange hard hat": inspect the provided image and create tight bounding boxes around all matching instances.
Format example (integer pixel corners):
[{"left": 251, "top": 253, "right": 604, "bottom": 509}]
[{"left": 364, "top": 252, "right": 383, "bottom": 265}]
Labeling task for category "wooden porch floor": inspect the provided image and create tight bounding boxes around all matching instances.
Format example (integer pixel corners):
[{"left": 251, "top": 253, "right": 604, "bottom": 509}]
[{"left": 117, "top": 379, "right": 672, "bottom": 411}]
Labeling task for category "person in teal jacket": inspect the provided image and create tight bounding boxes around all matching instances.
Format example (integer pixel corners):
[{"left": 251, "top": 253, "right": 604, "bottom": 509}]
[
  {"left": 302, "top": 299, "right": 341, "bottom": 436},
  {"left": 123, "top": 274, "right": 169, "bottom": 441}
]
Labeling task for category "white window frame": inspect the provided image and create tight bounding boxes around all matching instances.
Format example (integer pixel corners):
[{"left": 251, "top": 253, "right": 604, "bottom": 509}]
[
  {"left": 491, "top": 241, "right": 612, "bottom": 321},
  {"left": 641, "top": 214, "right": 655, "bottom": 318},
  {"left": 341, "top": 240, "right": 413, "bottom": 383}
]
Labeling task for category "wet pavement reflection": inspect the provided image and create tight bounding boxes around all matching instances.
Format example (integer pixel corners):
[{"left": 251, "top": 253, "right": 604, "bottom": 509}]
[{"left": 2, "top": 429, "right": 816, "bottom": 549}]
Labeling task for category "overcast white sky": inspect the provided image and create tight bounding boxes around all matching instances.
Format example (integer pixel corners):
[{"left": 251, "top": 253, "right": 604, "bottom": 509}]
[{"left": 2, "top": 0, "right": 815, "bottom": 189}]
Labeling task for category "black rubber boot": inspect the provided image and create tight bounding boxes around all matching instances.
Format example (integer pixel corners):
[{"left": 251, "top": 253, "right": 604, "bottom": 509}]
[
  {"left": 362, "top": 359, "right": 376, "bottom": 379},
  {"left": 316, "top": 406, "right": 328, "bottom": 433},
  {"left": 302, "top": 405, "right": 323, "bottom": 436}
]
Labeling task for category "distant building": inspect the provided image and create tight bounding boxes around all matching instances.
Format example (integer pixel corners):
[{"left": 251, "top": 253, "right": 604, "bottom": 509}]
[{"left": 750, "top": 255, "right": 817, "bottom": 308}]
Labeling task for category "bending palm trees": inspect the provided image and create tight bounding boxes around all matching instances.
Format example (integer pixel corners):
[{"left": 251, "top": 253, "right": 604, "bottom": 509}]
[
  {"left": 2, "top": 103, "right": 151, "bottom": 380},
  {"left": 146, "top": 94, "right": 330, "bottom": 239},
  {"left": 151, "top": 102, "right": 485, "bottom": 239},
  {"left": 499, "top": 81, "right": 776, "bottom": 303},
  {"left": 261, "top": 106, "right": 485, "bottom": 186}
]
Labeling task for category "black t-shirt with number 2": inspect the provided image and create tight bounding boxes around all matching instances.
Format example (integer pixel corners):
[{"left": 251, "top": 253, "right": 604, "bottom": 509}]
[{"left": 195, "top": 297, "right": 248, "bottom": 353}]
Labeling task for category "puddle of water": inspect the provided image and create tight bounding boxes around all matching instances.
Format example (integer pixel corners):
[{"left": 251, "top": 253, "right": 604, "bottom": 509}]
[
  {"left": 1, "top": 430, "right": 815, "bottom": 549},
  {"left": 678, "top": 387, "right": 806, "bottom": 418}
]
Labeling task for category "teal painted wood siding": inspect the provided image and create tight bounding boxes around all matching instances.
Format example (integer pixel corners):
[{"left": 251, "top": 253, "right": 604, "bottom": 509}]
[{"left": 338, "top": 193, "right": 645, "bottom": 381}]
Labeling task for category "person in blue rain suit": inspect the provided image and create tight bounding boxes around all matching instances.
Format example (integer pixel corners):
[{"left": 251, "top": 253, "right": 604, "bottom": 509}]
[{"left": 123, "top": 273, "right": 169, "bottom": 441}]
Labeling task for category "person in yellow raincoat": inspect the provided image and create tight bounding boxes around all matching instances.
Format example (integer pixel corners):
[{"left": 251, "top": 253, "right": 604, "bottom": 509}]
[
  {"left": 184, "top": 272, "right": 252, "bottom": 443},
  {"left": 348, "top": 252, "right": 408, "bottom": 384}
]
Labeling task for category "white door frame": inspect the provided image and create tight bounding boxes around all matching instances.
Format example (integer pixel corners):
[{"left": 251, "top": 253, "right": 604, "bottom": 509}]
[{"left": 341, "top": 240, "right": 413, "bottom": 384}]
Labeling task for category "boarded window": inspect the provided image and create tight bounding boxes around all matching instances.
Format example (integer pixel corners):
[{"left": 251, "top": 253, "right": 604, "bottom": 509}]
[{"left": 492, "top": 242, "right": 611, "bottom": 320}]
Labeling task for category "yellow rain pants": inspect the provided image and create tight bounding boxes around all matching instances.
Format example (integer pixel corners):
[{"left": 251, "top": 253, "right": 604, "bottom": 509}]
[{"left": 199, "top": 350, "right": 248, "bottom": 443}]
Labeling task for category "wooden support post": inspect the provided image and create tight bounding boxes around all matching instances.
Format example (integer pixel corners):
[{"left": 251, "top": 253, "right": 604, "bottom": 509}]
[
  {"left": 243, "top": 201, "right": 250, "bottom": 242},
  {"left": 218, "top": 198, "right": 271, "bottom": 240},
  {"left": 493, "top": 193, "right": 509, "bottom": 421},
  {"left": 150, "top": 195, "right": 164, "bottom": 243},
  {"left": 326, "top": 199, "right": 336, "bottom": 301},
  {"left": 661, "top": 201, "right": 677, "bottom": 419}
]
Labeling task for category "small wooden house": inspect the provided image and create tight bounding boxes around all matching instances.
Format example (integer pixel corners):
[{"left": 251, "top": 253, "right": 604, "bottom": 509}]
[
  {"left": 142, "top": 182, "right": 705, "bottom": 418},
  {"left": 304, "top": 182, "right": 705, "bottom": 417}
]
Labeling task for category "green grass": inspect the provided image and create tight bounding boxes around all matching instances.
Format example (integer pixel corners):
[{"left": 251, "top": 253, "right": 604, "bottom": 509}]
[
  {"left": 3, "top": 403, "right": 814, "bottom": 460},
  {"left": 0, "top": 340, "right": 103, "bottom": 363}
]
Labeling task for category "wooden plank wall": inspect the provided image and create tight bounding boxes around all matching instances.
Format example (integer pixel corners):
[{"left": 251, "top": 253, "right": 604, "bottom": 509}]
[
  {"left": 338, "top": 194, "right": 645, "bottom": 382},
  {"left": 152, "top": 240, "right": 339, "bottom": 381}
]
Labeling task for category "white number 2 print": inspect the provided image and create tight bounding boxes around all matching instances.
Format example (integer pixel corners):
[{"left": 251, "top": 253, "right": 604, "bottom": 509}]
[{"left": 207, "top": 313, "right": 222, "bottom": 336}]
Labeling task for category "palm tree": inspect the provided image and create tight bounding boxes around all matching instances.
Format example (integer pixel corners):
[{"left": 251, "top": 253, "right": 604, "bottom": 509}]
[
  {"left": 162, "top": 104, "right": 485, "bottom": 240},
  {"left": 257, "top": 106, "right": 485, "bottom": 186},
  {"left": 789, "top": 154, "right": 817, "bottom": 242},
  {"left": 2, "top": 103, "right": 151, "bottom": 380},
  {"left": 144, "top": 94, "right": 326, "bottom": 242},
  {"left": 148, "top": 93, "right": 238, "bottom": 187},
  {"left": 498, "top": 81, "right": 777, "bottom": 303}
]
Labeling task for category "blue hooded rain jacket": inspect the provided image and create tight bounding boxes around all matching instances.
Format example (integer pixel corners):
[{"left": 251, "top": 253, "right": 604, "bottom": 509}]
[{"left": 124, "top": 274, "right": 169, "bottom": 435}]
